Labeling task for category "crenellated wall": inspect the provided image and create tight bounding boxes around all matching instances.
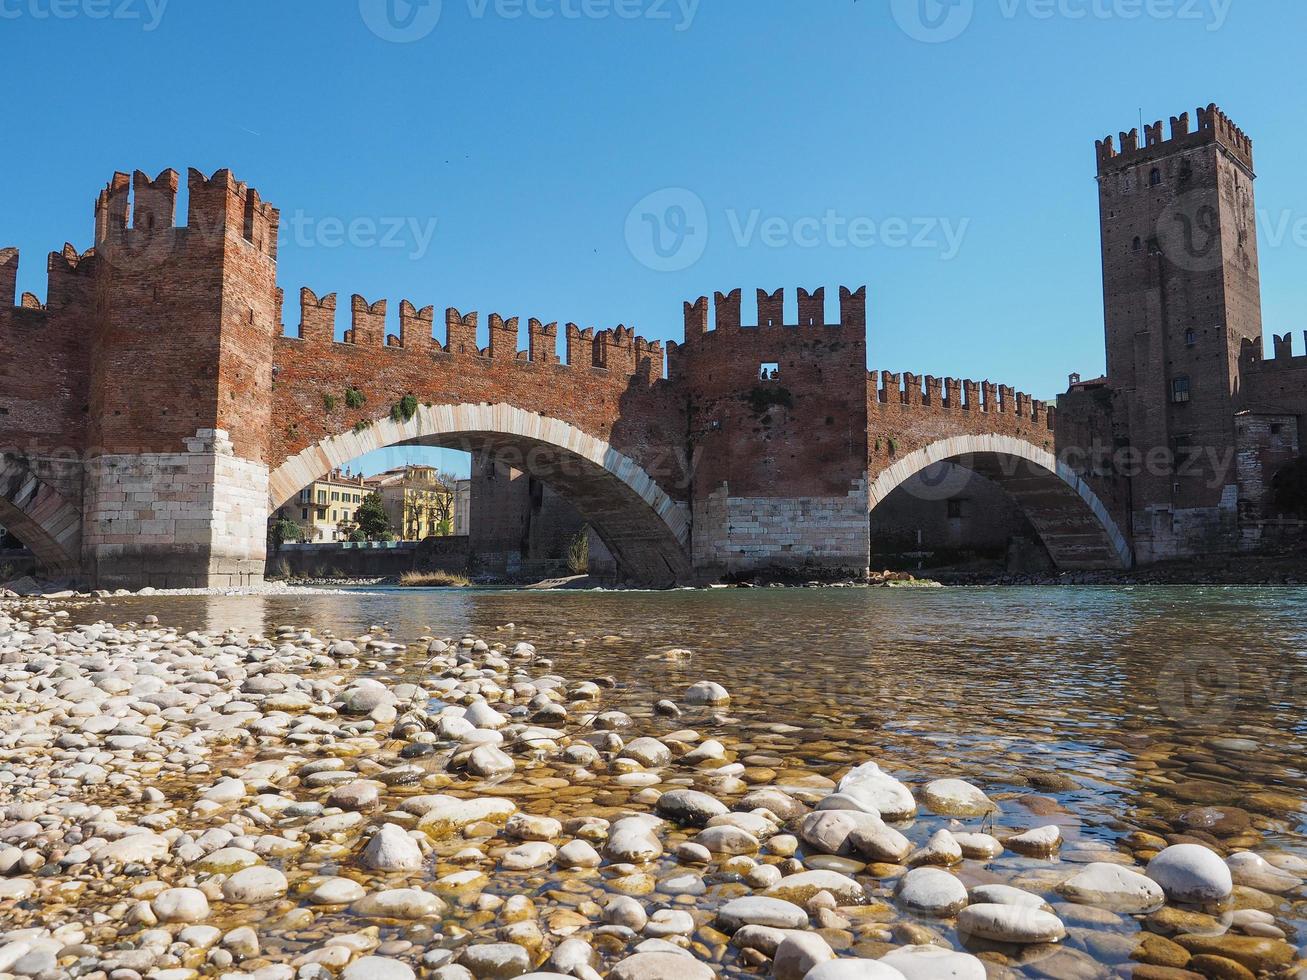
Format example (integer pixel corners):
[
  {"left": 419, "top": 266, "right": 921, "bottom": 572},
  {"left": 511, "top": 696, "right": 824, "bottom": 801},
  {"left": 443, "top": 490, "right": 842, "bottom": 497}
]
[
  {"left": 271, "top": 287, "right": 683, "bottom": 500},
  {"left": 0, "top": 167, "right": 1134, "bottom": 586}
]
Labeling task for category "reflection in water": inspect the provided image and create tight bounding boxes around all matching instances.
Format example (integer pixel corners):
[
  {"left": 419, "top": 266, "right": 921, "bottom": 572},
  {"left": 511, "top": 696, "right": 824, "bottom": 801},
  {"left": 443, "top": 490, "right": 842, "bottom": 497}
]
[{"left": 91, "top": 585, "right": 1307, "bottom": 952}]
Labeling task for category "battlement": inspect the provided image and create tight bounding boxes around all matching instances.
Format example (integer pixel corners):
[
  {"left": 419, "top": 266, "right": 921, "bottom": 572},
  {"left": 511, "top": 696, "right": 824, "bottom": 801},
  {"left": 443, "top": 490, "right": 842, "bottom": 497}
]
[
  {"left": 872, "top": 370, "right": 1055, "bottom": 430},
  {"left": 93, "top": 167, "right": 280, "bottom": 258},
  {"left": 678, "top": 286, "right": 867, "bottom": 337},
  {"left": 1096, "top": 103, "right": 1253, "bottom": 174},
  {"left": 284, "top": 287, "right": 666, "bottom": 379},
  {"left": 0, "top": 245, "right": 98, "bottom": 321},
  {"left": 1242, "top": 332, "right": 1307, "bottom": 370}
]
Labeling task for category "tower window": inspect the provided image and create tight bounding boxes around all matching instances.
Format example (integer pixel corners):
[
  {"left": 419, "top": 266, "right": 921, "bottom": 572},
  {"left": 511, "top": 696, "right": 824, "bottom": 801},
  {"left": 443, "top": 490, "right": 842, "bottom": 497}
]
[
  {"left": 1131, "top": 236, "right": 1142, "bottom": 253},
  {"left": 1150, "top": 168, "right": 1162, "bottom": 186},
  {"left": 759, "top": 362, "right": 780, "bottom": 381},
  {"left": 1184, "top": 328, "right": 1196, "bottom": 347},
  {"left": 947, "top": 499, "right": 964, "bottom": 520},
  {"left": 1170, "top": 376, "right": 1191, "bottom": 404}
]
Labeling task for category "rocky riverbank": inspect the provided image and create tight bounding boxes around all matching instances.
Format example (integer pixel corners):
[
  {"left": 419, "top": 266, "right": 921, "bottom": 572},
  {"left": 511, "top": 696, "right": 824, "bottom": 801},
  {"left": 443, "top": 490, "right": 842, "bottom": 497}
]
[{"left": 0, "top": 597, "right": 1304, "bottom": 980}]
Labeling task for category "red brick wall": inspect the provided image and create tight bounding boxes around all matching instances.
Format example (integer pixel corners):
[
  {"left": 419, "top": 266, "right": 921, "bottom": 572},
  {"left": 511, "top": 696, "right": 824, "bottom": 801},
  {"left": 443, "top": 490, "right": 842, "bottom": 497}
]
[
  {"left": 670, "top": 287, "right": 869, "bottom": 499},
  {"left": 271, "top": 295, "right": 689, "bottom": 497}
]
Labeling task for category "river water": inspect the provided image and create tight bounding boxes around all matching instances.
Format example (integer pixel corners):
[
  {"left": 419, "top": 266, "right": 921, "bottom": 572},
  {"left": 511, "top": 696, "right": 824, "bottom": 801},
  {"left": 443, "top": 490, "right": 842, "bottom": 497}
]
[{"left": 81, "top": 584, "right": 1307, "bottom": 972}]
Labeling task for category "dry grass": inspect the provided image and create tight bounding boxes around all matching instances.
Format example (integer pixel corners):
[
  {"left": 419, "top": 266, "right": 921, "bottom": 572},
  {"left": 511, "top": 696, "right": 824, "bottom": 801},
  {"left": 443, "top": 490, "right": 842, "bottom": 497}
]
[{"left": 399, "top": 570, "right": 472, "bottom": 588}]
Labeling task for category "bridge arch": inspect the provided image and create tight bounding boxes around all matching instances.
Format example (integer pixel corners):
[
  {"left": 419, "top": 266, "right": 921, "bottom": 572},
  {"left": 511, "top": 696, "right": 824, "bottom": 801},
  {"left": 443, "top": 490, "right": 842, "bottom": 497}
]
[
  {"left": 869, "top": 434, "right": 1132, "bottom": 570},
  {"left": 268, "top": 403, "right": 693, "bottom": 587},
  {"left": 0, "top": 456, "right": 82, "bottom": 574}
]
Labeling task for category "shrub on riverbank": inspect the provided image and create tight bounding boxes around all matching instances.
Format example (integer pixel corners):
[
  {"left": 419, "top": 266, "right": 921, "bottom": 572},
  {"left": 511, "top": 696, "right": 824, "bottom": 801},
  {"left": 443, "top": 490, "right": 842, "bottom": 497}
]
[{"left": 399, "top": 570, "right": 471, "bottom": 588}]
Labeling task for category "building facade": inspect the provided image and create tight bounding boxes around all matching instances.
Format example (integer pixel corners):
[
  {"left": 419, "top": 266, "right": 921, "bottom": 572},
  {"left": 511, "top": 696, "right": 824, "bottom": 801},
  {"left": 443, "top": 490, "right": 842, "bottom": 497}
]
[
  {"left": 366, "top": 465, "right": 456, "bottom": 541},
  {"left": 273, "top": 470, "right": 369, "bottom": 542}
]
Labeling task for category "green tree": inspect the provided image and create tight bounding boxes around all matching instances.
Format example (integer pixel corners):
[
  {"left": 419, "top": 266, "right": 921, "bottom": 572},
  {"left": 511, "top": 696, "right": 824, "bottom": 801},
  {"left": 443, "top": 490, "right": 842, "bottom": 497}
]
[
  {"left": 270, "top": 516, "right": 302, "bottom": 550},
  {"left": 354, "top": 492, "right": 391, "bottom": 541}
]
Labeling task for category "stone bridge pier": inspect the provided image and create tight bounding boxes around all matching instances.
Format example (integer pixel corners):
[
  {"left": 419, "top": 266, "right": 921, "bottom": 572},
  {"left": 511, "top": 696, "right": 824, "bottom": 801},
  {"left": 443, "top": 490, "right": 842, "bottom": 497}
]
[{"left": 0, "top": 170, "right": 1133, "bottom": 587}]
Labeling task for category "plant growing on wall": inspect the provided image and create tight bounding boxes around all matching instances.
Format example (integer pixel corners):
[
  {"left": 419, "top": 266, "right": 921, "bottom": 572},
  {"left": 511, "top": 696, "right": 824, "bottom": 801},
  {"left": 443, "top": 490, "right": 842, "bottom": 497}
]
[
  {"left": 390, "top": 394, "right": 419, "bottom": 423},
  {"left": 344, "top": 387, "right": 366, "bottom": 410},
  {"left": 352, "top": 420, "right": 372, "bottom": 434},
  {"left": 323, "top": 393, "right": 337, "bottom": 413}
]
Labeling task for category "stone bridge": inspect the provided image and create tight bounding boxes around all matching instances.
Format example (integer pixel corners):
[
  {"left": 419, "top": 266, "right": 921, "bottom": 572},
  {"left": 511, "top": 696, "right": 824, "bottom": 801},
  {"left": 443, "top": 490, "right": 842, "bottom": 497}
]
[{"left": 0, "top": 169, "right": 1131, "bottom": 587}]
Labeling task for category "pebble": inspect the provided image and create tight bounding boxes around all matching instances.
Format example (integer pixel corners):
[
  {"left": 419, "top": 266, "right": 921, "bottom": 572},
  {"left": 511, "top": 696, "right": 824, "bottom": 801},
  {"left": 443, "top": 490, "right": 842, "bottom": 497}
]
[{"left": 1147, "top": 843, "right": 1234, "bottom": 904}]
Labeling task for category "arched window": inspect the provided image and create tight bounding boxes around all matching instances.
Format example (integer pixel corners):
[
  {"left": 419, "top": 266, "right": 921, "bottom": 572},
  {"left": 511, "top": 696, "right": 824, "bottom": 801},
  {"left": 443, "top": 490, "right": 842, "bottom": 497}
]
[
  {"left": 1150, "top": 168, "right": 1162, "bottom": 186},
  {"left": 1132, "top": 236, "right": 1142, "bottom": 252}
]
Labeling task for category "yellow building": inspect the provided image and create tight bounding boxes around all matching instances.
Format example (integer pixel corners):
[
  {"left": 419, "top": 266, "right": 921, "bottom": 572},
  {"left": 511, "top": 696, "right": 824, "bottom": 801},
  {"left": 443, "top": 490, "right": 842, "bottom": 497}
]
[
  {"left": 274, "top": 470, "right": 370, "bottom": 543},
  {"left": 366, "top": 466, "right": 456, "bottom": 541}
]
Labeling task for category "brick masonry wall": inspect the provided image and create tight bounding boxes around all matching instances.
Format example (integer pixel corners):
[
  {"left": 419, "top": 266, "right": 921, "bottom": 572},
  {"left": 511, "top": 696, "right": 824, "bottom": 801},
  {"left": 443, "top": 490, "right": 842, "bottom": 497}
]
[
  {"left": 869, "top": 373, "right": 1057, "bottom": 477},
  {"left": 0, "top": 166, "right": 1171, "bottom": 584},
  {"left": 272, "top": 302, "right": 688, "bottom": 497}
]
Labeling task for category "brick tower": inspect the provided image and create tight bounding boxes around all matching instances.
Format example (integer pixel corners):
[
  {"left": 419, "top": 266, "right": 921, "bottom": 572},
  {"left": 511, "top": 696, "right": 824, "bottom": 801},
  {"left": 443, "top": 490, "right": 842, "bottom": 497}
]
[
  {"left": 669, "top": 287, "right": 871, "bottom": 578},
  {"left": 1095, "top": 105, "right": 1261, "bottom": 560},
  {"left": 83, "top": 169, "right": 280, "bottom": 587}
]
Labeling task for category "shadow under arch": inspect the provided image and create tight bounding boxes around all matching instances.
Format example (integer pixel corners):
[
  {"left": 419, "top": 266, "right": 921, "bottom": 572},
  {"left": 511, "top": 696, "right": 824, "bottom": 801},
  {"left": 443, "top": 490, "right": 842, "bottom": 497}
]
[
  {"left": 868, "top": 434, "right": 1132, "bottom": 570},
  {"left": 0, "top": 456, "right": 82, "bottom": 574},
  {"left": 268, "top": 403, "right": 693, "bottom": 587}
]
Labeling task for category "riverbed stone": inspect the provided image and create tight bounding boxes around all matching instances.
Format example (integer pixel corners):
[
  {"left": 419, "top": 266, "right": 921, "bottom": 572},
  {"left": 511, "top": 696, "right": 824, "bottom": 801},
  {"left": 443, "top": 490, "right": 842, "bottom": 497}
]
[
  {"left": 151, "top": 887, "right": 210, "bottom": 923},
  {"left": 1058, "top": 862, "right": 1166, "bottom": 913},
  {"left": 610, "top": 951, "right": 714, "bottom": 980},
  {"left": 830, "top": 762, "right": 916, "bottom": 820},
  {"left": 895, "top": 867, "right": 968, "bottom": 916},
  {"left": 221, "top": 866, "right": 288, "bottom": 904},
  {"left": 655, "top": 789, "right": 728, "bottom": 826},
  {"left": 1146, "top": 844, "right": 1234, "bottom": 904},
  {"left": 920, "top": 779, "right": 996, "bottom": 818},
  {"left": 957, "top": 903, "right": 1066, "bottom": 943},
  {"left": 717, "top": 896, "right": 808, "bottom": 932},
  {"left": 342, "top": 957, "right": 416, "bottom": 980},
  {"left": 362, "top": 823, "right": 425, "bottom": 872},
  {"left": 773, "top": 932, "right": 835, "bottom": 980},
  {"left": 879, "top": 945, "right": 986, "bottom": 978}
]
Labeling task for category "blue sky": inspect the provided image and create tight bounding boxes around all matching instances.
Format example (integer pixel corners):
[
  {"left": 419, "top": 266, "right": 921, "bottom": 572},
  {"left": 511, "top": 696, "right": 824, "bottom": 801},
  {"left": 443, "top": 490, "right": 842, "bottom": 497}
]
[{"left": 4, "top": 0, "right": 1305, "bottom": 478}]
